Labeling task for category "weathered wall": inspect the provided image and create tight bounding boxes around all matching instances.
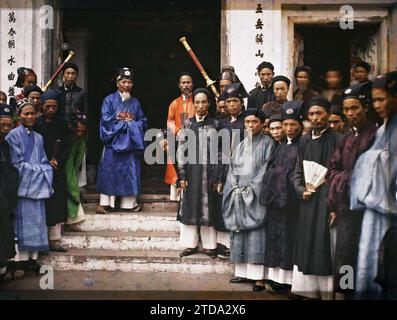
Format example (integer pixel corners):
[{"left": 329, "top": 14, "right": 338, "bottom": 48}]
[
  {"left": 222, "top": 0, "right": 397, "bottom": 94},
  {"left": 0, "top": 0, "right": 57, "bottom": 98}
]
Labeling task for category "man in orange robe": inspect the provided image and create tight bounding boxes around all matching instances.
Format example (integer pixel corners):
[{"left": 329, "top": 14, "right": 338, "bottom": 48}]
[{"left": 164, "top": 72, "right": 195, "bottom": 200}]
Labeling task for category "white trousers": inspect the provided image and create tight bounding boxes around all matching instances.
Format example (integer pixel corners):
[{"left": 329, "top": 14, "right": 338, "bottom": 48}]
[
  {"left": 13, "top": 243, "right": 39, "bottom": 262},
  {"left": 216, "top": 231, "right": 230, "bottom": 248},
  {"left": 179, "top": 223, "right": 217, "bottom": 250},
  {"left": 267, "top": 267, "right": 293, "bottom": 285},
  {"left": 100, "top": 194, "right": 137, "bottom": 209},
  {"left": 49, "top": 223, "right": 62, "bottom": 241},
  {"left": 169, "top": 184, "right": 180, "bottom": 201},
  {"left": 235, "top": 263, "right": 267, "bottom": 281},
  {"left": 78, "top": 153, "right": 87, "bottom": 187},
  {"left": 66, "top": 202, "right": 86, "bottom": 225},
  {"left": 0, "top": 267, "right": 6, "bottom": 275},
  {"left": 291, "top": 265, "right": 334, "bottom": 300}
]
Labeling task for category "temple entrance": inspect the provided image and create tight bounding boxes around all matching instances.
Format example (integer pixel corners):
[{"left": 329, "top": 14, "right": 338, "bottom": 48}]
[
  {"left": 294, "top": 23, "right": 380, "bottom": 90},
  {"left": 61, "top": 0, "right": 221, "bottom": 188}
]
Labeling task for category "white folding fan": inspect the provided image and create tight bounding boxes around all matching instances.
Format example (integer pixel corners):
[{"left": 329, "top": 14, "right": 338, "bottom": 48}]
[{"left": 303, "top": 160, "right": 328, "bottom": 192}]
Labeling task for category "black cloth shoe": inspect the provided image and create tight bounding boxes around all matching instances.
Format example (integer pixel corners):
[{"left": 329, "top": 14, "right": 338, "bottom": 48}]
[
  {"left": 229, "top": 277, "right": 255, "bottom": 284},
  {"left": 202, "top": 249, "right": 217, "bottom": 259},
  {"left": 216, "top": 245, "right": 230, "bottom": 259},
  {"left": 179, "top": 247, "right": 198, "bottom": 257}
]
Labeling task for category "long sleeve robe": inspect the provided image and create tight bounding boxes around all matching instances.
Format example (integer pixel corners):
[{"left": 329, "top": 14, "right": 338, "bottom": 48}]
[
  {"left": 222, "top": 132, "right": 275, "bottom": 264},
  {"left": 35, "top": 116, "right": 71, "bottom": 226},
  {"left": 293, "top": 128, "right": 342, "bottom": 276},
  {"left": 65, "top": 135, "right": 86, "bottom": 220},
  {"left": 6, "top": 125, "right": 53, "bottom": 252},
  {"left": 0, "top": 140, "right": 19, "bottom": 262},
  {"left": 213, "top": 112, "right": 246, "bottom": 231},
  {"left": 260, "top": 137, "right": 300, "bottom": 271},
  {"left": 326, "top": 122, "right": 377, "bottom": 290},
  {"left": 247, "top": 85, "right": 275, "bottom": 110},
  {"left": 350, "top": 114, "right": 397, "bottom": 294},
  {"left": 176, "top": 116, "right": 219, "bottom": 226},
  {"left": 97, "top": 92, "right": 147, "bottom": 196},
  {"left": 165, "top": 95, "right": 194, "bottom": 185}
]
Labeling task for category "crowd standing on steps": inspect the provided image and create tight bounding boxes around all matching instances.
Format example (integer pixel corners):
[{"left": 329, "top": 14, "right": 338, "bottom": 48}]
[{"left": 0, "top": 59, "right": 396, "bottom": 301}]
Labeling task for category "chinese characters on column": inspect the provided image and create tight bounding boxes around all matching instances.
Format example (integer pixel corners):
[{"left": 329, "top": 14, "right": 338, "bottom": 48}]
[
  {"left": 254, "top": 3, "right": 264, "bottom": 87},
  {"left": 7, "top": 11, "right": 17, "bottom": 97}
]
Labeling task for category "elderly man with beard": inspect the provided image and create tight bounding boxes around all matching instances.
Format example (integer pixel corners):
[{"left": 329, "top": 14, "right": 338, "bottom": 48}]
[{"left": 96, "top": 67, "right": 147, "bottom": 213}]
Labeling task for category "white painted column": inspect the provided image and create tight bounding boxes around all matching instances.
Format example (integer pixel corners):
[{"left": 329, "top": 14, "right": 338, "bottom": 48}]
[
  {"left": 221, "top": 0, "right": 283, "bottom": 92},
  {"left": 0, "top": 0, "right": 56, "bottom": 100}
]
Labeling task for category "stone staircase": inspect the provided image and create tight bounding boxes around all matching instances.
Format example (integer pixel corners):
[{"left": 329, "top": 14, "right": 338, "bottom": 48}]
[{"left": 39, "top": 191, "right": 234, "bottom": 275}]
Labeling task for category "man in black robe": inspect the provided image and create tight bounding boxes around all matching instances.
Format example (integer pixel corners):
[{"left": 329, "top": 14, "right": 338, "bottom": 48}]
[
  {"left": 293, "top": 66, "right": 320, "bottom": 119},
  {"left": 56, "top": 62, "right": 87, "bottom": 125},
  {"left": 291, "top": 96, "right": 343, "bottom": 299},
  {"left": 247, "top": 61, "right": 275, "bottom": 109},
  {"left": 214, "top": 83, "right": 248, "bottom": 259},
  {"left": 0, "top": 104, "right": 20, "bottom": 281},
  {"left": 262, "top": 75, "right": 290, "bottom": 118},
  {"left": 35, "top": 90, "right": 71, "bottom": 252},
  {"left": 260, "top": 101, "right": 303, "bottom": 293},
  {"left": 326, "top": 82, "right": 377, "bottom": 295},
  {"left": 177, "top": 88, "right": 219, "bottom": 258}
]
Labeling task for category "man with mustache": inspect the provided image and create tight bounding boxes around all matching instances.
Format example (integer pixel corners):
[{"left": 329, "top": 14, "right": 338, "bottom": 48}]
[{"left": 164, "top": 72, "right": 195, "bottom": 201}]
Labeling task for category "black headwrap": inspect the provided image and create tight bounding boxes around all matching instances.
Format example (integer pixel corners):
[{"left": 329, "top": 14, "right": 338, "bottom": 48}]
[
  {"left": 372, "top": 71, "right": 397, "bottom": 96},
  {"left": 272, "top": 75, "right": 291, "bottom": 87},
  {"left": 244, "top": 108, "right": 266, "bottom": 121},
  {"left": 62, "top": 62, "right": 79, "bottom": 74},
  {"left": 307, "top": 96, "right": 331, "bottom": 112},
  {"left": 24, "top": 85, "right": 43, "bottom": 97},
  {"left": 14, "top": 67, "right": 36, "bottom": 88},
  {"left": 354, "top": 61, "right": 372, "bottom": 73}
]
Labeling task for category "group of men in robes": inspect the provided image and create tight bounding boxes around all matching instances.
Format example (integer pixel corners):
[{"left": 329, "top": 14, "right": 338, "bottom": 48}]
[
  {"left": 0, "top": 62, "right": 89, "bottom": 281},
  {"left": 165, "top": 58, "right": 397, "bottom": 299}
]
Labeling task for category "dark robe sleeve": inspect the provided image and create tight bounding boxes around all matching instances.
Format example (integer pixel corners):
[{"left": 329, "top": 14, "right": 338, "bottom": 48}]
[
  {"left": 247, "top": 88, "right": 257, "bottom": 109},
  {"left": 293, "top": 139, "right": 307, "bottom": 198},
  {"left": 326, "top": 137, "right": 344, "bottom": 213},
  {"left": 55, "top": 122, "right": 72, "bottom": 168}
]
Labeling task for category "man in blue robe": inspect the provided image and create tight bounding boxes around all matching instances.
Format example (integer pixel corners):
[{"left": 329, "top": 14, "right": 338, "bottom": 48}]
[
  {"left": 350, "top": 71, "right": 397, "bottom": 297},
  {"left": 96, "top": 67, "right": 147, "bottom": 213},
  {"left": 6, "top": 98, "right": 53, "bottom": 272}
]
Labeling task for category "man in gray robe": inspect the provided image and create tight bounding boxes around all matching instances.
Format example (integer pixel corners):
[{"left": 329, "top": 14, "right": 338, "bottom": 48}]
[{"left": 222, "top": 108, "right": 275, "bottom": 290}]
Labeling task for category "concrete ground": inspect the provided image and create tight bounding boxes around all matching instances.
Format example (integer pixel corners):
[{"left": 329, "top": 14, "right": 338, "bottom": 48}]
[{"left": 0, "top": 271, "right": 289, "bottom": 300}]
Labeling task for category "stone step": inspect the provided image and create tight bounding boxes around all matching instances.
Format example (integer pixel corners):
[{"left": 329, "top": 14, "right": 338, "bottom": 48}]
[
  {"left": 39, "top": 249, "right": 233, "bottom": 274},
  {"left": 82, "top": 193, "right": 173, "bottom": 203},
  {"left": 61, "top": 230, "right": 181, "bottom": 251},
  {"left": 83, "top": 201, "right": 178, "bottom": 213},
  {"left": 78, "top": 210, "right": 179, "bottom": 232}
]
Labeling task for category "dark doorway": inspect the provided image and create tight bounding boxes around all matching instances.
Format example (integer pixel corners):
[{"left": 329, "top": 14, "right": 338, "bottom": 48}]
[
  {"left": 61, "top": 1, "right": 221, "bottom": 188},
  {"left": 295, "top": 23, "right": 379, "bottom": 90}
]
